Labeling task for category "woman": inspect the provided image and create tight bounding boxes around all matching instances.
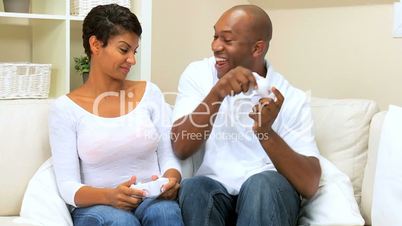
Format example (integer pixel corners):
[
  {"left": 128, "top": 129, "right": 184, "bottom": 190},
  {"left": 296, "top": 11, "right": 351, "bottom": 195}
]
[{"left": 49, "top": 4, "right": 184, "bottom": 226}]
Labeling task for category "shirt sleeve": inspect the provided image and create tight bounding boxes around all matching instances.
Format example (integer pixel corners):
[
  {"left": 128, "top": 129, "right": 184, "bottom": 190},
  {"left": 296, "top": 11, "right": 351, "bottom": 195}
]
[
  {"left": 277, "top": 89, "right": 320, "bottom": 158},
  {"left": 48, "top": 99, "right": 84, "bottom": 207},
  {"left": 172, "top": 63, "right": 206, "bottom": 122},
  {"left": 149, "top": 84, "right": 182, "bottom": 176}
]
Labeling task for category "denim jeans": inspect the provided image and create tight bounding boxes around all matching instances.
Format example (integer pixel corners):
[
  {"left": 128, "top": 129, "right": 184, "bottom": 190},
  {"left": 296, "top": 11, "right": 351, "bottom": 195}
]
[
  {"left": 72, "top": 198, "right": 184, "bottom": 226},
  {"left": 179, "top": 171, "right": 300, "bottom": 226}
]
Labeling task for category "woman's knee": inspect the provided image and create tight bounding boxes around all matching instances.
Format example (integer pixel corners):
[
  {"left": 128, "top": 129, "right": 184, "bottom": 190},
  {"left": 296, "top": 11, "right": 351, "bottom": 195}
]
[
  {"left": 142, "top": 200, "right": 183, "bottom": 225},
  {"left": 72, "top": 205, "right": 140, "bottom": 226}
]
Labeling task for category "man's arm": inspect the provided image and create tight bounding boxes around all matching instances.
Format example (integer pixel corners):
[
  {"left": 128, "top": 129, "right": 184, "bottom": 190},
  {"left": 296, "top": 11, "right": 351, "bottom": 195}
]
[
  {"left": 259, "top": 132, "right": 321, "bottom": 198},
  {"left": 171, "top": 66, "right": 257, "bottom": 160},
  {"left": 171, "top": 90, "right": 222, "bottom": 160},
  {"left": 250, "top": 87, "right": 321, "bottom": 198}
]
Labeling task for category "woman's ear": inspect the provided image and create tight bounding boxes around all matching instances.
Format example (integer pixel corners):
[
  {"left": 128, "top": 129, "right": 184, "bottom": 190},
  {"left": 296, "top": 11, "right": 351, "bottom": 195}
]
[
  {"left": 89, "top": 35, "right": 102, "bottom": 56},
  {"left": 252, "top": 40, "right": 267, "bottom": 58}
]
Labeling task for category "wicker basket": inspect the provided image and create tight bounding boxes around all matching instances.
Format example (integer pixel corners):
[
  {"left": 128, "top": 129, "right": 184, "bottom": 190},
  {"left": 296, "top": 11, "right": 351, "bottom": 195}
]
[
  {"left": 71, "top": 0, "right": 131, "bottom": 16},
  {"left": 0, "top": 63, "right": 51, "bottom": 99}
]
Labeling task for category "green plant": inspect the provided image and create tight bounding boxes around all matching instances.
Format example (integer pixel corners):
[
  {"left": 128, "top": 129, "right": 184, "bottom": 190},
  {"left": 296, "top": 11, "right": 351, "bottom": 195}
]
[{"left": 73, "top": 55, "right": 90, "bottom": 75}]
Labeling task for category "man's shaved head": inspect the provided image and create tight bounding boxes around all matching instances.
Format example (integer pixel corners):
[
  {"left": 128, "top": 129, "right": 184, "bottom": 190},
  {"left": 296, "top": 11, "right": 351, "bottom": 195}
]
[{"left": 223, "top": 5, "right": 272, "bottom": 43}]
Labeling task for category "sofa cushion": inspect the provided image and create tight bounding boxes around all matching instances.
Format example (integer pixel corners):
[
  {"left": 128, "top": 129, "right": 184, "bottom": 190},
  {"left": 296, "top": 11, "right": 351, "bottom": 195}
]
[
  {"left": 18, "top": 158, "right": 73, "bottom": 226},
  {"left": 298, "top": 156, "right": 364, "bottom": 226},
  {"left": 310, "top": 97, "right": 379, "bottom": 205},
  {"left": 0, "top": 99, "right": 53, "bottom": 216},
  {"left": 0, "top": 217, "right": 37, "bottom": 226}
]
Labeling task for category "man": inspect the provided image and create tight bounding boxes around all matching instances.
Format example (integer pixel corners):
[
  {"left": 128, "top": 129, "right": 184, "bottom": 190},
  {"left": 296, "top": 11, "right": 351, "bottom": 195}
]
[{"left": 171, "top": 4, "right": 321, "bottom": 226}]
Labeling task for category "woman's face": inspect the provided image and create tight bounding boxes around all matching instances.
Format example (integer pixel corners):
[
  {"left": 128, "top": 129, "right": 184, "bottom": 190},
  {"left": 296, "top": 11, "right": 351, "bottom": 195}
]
[{"left": 96, "top": 31, "right": 140, "bottom": 80}]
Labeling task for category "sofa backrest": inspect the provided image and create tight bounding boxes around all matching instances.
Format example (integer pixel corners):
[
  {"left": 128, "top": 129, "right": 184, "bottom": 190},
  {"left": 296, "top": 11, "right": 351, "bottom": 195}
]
[
  {"left": 0, "top": 97, "right": 382, "bottom": 223},
  {"left": 310, "top": 97, "right": 379, "bottom": 225},
  {"left": 0, "top": 99, "right": 52, "bottom": 216},
  {"left": 310, "top": 97, "right": 379, "bottom": 206}
]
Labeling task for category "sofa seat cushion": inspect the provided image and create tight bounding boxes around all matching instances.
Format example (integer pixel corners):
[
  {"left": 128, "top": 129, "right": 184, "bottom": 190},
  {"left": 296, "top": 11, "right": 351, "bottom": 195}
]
[
  {"left": 310, "top": 97, "right": 379, "bottom": 205},
  {"left": 0, "top": 217, "right": 37, "bottom": 226},
  {"left": 0, "top": 99, "right": 53, "bottom": 216}
]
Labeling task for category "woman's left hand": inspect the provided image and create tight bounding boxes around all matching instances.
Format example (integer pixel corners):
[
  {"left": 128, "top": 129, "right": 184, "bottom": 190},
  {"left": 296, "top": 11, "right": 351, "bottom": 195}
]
[{"left": 158, "top": 177, "right": 180, "bottom": 200}]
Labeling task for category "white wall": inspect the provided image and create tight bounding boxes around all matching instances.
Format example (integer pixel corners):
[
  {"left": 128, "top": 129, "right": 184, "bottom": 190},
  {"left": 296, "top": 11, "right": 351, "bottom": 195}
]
[
  {"left": 152, "top": 0, "right": 402, "bottom": 109},
  {"left": 0, "top": 23, "right": 31, "bottom": 62},
  {"left": 259, "top": 2, "right": 402, "bottom": 109},
  {"left": 151, "top": 0, "right": 249, "bottom": 104}
]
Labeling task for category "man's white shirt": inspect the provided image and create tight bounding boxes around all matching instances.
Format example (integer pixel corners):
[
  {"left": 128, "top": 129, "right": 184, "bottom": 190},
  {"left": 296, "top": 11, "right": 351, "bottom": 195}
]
[{"left": 173, "top": 57, "right": 319, "bottom": 195}]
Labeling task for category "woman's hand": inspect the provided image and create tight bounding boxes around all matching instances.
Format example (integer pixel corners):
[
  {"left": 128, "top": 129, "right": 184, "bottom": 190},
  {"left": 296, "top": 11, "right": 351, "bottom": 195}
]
[{"left": 106, "top": 176, "right": 145, "bottom": 211}]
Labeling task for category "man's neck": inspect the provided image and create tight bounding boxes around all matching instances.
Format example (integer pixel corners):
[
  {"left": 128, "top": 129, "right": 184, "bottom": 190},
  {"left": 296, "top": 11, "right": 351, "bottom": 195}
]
[{"left": 254, "top": 61, "right": 268, "bottom": 78}]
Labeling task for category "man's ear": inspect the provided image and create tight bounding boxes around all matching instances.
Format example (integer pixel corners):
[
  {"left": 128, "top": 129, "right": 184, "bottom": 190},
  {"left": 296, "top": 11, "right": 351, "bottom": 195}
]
[
  {"left": 252, "top": 40, "right": 268, "bottom": 57},
  {"left": 89, "top": 35, "right": 102, "bottom": 56}
]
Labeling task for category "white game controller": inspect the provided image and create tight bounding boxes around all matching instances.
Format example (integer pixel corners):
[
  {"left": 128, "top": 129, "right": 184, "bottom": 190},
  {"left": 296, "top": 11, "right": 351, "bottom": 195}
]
[
  {"left": 130, "top": 177, "right": 169, "bottom": 198},
  {"left": 250, "top": 72, "right": 273, "bottom": 98}
]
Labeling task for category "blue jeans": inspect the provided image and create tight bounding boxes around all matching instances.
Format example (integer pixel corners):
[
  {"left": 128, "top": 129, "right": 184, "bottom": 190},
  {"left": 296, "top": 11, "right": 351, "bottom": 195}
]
[
  {"left": 179, "top": 171, "right": 300, "bottom": 226},
  {"left": 72, "top": 198, "right": 184, "bottom": 226}
]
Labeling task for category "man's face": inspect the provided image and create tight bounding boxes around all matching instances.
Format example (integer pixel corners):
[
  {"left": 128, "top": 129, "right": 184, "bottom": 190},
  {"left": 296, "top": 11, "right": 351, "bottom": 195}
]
[{"left": 211, "top": 11, "right": 255, "bottom": 78}]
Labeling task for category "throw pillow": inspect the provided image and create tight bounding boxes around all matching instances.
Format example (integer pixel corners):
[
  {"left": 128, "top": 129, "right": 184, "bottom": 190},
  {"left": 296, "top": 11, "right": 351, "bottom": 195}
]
[
  {"left": 298, "top": 156, "right": 365, "bottom": 226},
  {"left": 15, "top": 158, "right": 73, "bottom": 226}
]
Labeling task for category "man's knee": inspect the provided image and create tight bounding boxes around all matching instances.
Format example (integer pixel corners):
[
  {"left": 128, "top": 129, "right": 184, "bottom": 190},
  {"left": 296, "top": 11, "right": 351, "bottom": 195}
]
[
  {"left": 240, "top": 171, "right": 295, "bottom": 201},
  {"left": 180, "top": 176, "right": 221, "bottom": 198},
  {"left": 245, "top": 171, "right": 288, "bottom": 188},
  {"left": 179, "top": 176, "right": 229, "bottom": 211},
  {"left": 237, "top": 171, "right": 300, "bottom": 225}
]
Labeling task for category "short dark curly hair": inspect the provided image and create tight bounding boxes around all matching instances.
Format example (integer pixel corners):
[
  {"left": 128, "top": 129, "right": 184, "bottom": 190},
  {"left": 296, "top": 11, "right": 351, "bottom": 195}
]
[{"left": 82, "top": 4, "right": 142, "bottom": 59}]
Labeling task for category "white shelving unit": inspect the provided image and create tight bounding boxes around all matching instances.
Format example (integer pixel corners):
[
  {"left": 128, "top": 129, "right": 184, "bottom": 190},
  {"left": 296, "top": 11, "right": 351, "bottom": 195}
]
[{"left": 0, "top": 0, "right": 152, "bottom": 97}]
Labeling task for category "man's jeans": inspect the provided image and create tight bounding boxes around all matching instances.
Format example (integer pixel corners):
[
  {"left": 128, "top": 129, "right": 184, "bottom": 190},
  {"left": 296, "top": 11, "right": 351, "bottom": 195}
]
[
  {"left": 72, "top": 198, "right": 184, "bottom": 226},
  {"left": 179, "top": 171, "right": 300, "bottom": 226}
]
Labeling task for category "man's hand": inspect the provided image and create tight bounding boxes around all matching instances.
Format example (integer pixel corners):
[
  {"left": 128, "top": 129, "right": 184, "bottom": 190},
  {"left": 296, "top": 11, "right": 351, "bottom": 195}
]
[
  {"left": 249, "top": 87, "right": 284, "bottom": 138},
  {"left": 158, "top": 177, "right": 180, "bottom": 200},
  {"left": 212, "top": 66, "right": 257, "bottom": 99}
]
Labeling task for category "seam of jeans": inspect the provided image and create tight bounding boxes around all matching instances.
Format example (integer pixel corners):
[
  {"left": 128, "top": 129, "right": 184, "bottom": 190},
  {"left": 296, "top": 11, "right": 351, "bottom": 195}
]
[
  {"left": 73, "top": 212, "right": 105, "bottom": 225},
  {"left": 267, "top": 189, "right": 279, "bottom": 226},
  {"left": 277, "top": 188, "right": 300, "bottom": 226},
  {"left": 205, "top": 191, "right": 214, "bottom": 226},
  {"left": 205, "top": 190, "right": 232, "bottom": 226}
]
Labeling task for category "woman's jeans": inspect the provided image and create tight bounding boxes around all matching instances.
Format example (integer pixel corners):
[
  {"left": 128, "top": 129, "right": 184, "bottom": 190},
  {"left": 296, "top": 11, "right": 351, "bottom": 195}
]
[
  {"left": 179, "top": 171, "right": 301, "bottom": 226},
  {"left": 72, "top": 198, "right": 184, "bottom": 226}
]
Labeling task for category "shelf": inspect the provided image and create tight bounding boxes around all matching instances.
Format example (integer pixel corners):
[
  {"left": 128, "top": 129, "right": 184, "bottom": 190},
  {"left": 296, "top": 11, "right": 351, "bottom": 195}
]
[
  {"left": 0, "top": 0, "right": 152, "bottom": 98},
  {"left": 69, "top": 15, "right": 84, "bottom": 21},
  {"left": 0, "top": 12, "right": 66, "bottom": 20}
]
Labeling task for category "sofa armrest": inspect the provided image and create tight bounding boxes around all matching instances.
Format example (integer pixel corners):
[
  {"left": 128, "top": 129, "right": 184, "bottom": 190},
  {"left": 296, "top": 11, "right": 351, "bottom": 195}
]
[{"left": 360, "top": 111, "right": 387, "bottom": 225}]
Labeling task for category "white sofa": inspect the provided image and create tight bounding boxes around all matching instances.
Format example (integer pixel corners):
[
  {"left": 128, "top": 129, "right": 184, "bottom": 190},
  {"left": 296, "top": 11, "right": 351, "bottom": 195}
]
[{"left": 0, "top": 98, "right": 384, "bottom": 226}]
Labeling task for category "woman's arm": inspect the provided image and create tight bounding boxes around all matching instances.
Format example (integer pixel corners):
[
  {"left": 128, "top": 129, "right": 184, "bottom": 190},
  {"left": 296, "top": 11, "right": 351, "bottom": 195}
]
[
  {"left": 49, "top": 99, "right": 145, "bottom": 210},
  {"left": 74, "top": 177, "right": 145, "bottom": 210}
]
